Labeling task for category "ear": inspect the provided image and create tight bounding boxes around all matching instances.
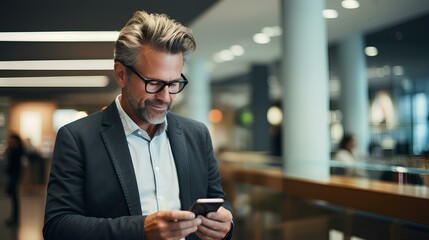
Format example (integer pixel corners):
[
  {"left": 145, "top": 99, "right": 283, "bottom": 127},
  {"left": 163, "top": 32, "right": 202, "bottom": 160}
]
[{"left": 114, "top": 61, "right": 128, "bottom": 88}]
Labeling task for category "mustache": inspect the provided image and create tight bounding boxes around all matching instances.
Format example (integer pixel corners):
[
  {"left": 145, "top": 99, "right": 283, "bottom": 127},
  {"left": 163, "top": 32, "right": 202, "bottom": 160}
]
[{"left": 145, "top": 99, "right": 169, "bottom": 107}]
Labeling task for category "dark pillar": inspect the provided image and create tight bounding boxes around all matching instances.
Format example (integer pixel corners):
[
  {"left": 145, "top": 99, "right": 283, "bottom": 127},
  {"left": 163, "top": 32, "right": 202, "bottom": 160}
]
[{"left": 250, "top": 64, "right": 271, "bottom": 152}]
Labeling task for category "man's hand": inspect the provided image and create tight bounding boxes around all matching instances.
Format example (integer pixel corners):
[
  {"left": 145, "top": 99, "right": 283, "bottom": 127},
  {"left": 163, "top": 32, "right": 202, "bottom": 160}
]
[
  {"left": 195, "top": 207, "right": 233, "bottom": 240},
  {"left": 144, "top": 210, "right": 202, "bottom": 240}
]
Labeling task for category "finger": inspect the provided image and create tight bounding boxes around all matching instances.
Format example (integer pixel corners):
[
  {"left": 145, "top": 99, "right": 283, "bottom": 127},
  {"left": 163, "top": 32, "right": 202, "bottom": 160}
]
[
  {"left": 158, "top": 210, "right": 196, "bottom": 221},
  {"left": 196, "top": 223, "right": 226, "bottom": 240},
  {"left": 148, "top": 218, "right": 200, "bottom": 239},
  {"left": 169, "top": 218, "right": 202, "bottom": 231},
  {"left": 160, "top": 219, "right": 201, "bottom": 239},
  {"left": 198, "top": 216, "right": 225, "bottom": 232},
  {"left": 164, "top": 225, "right": 199, "bottom": 239},
  {"left": 206, "top": 207, "right": 232, "bottom": 222},
  {"left": 195, "top": 230, "right": 217, "bottom": 240}
]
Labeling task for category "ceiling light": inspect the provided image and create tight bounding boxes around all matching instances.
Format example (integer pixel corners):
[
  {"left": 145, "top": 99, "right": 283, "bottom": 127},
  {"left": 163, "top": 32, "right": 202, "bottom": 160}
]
[
  {"left": 262, "top": 26, "right": 282, "bottom": 37},
  {"left": 0, "top": 59, "right": 114, "bottom": 70},
  {"left": 213, "top": 54, "right": 224, "bottom": 63},
  {"left": 218, "top": 50, "right": 234, "bottom": 61},
  {"left": 365, "top": 46, "right": 378, "bottom": 56},
  {"left": 341, "top": 0, "right": 360, "bottom": 9},
  {"left": 253, "top": 33, "right": 270, "bottom": 44},
  {"left": 322, "top": 9, "right": 338, "bottom": 19},
  {"left": 0, "top": 31, "right": 119, "bottom": 42},
  {"left": 230, "top": 45, "right": 244, "bottom": 56},
  {"left": 0, "top": 76, "right": 109, "bottom": 87},
  {"left": 392, "top": 66, "right": 404, "bottom": 76}
]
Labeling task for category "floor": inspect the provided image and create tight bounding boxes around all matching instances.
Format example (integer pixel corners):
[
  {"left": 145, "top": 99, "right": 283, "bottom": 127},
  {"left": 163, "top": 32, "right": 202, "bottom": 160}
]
[
  {"left": 0, "top": 158, "right": 46, "bottom": 240},
  {"left": 0, "top": 184, "right": 45, "bottom": 240},
  {"left": 1, "top": 165, "right": 429, "bottom": 240}
]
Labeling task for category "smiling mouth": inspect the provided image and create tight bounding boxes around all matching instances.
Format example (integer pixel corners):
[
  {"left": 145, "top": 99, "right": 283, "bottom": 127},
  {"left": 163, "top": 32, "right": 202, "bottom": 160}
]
[
  {"left": 144, "top": 99, "right": 170, "bottom": 113},
  {"left": 148, "top": 100, "right": 168, "bottom": 111},
  {"left": 151, "top": 104, "right": 167, "bottom": 112}
]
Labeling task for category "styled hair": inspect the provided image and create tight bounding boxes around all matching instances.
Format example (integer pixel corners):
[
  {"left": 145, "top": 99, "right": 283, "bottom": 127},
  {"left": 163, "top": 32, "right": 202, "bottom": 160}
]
[{"left": 114, "top": 10, "right": 196, "bottom": 66}]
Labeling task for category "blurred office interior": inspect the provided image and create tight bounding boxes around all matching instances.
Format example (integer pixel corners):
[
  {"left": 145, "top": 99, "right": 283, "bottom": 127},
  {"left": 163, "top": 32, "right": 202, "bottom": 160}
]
[{"left": 1, "top": 0, "right": 429, "bottom": 239}]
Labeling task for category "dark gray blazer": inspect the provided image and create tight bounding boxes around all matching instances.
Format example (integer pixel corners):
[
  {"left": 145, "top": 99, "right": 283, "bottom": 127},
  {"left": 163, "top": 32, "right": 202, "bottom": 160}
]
[{"left": 43, "top": 102, "right": 233, "bottom": 240}]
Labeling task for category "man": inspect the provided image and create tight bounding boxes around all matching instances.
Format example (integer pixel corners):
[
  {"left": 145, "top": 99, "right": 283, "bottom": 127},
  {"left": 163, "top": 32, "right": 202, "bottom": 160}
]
[
  {"left": 43, "top": 10, "right": 233, "bottom": 240},
  {"left": 4, "top": 133, "right": 24, "bottom": 227}
]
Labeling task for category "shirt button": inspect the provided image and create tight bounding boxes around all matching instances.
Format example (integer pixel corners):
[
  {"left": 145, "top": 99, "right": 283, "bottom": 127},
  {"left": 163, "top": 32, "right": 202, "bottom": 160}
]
[{"left": 155, "top": 167, "right": 160, "bottom": 171}]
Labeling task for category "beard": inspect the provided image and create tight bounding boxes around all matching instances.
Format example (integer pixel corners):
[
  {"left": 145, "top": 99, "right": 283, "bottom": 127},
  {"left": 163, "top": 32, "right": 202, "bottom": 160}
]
[{"left": 124, "top": 87, "right": 171, "bottom": 125}]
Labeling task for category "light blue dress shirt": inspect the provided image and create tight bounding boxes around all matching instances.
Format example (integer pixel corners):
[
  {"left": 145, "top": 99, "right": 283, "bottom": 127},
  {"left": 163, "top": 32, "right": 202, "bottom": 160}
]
[{"left": 115, "top": 95, "right": 181, "bottom": 215}]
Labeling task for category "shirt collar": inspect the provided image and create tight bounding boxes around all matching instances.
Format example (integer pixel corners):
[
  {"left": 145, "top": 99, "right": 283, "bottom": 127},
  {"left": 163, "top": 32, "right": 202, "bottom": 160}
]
[{"left": 115, "top": 95, "right": 168, "bottom": 137}]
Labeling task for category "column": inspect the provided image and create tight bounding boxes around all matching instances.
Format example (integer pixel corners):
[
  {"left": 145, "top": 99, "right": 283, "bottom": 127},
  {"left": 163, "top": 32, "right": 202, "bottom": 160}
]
[
  {"left": 281, "top": 0, "right": 330, "bottom": 181},
  {"left": 186, "top": 58, "right": 210, "bottom": 126},
  {"left": 250, "top": 64, "right": 271, "bottom": 152},
  {"left": 337, "top": 34, "right": 369, "bottom": 157},
  {"left": 0, "top": 97, "right": 10, "bottom": 161}
]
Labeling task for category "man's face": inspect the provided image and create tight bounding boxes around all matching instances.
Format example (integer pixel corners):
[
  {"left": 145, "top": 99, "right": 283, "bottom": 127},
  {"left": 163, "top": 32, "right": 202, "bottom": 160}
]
[{"left": 122, "top": 46, "right": 184, "bottom": 125}]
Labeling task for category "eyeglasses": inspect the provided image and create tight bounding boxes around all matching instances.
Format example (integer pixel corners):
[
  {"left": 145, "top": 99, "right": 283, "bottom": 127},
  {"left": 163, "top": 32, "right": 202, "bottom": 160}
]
[{"left": 125, "top": 65, "right": 188, "bottom": 94}]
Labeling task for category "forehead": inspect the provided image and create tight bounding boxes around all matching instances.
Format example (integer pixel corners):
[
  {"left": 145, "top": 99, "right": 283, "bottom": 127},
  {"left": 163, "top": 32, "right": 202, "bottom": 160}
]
[
  {"left": 136, "top": 45, "right": 183, "bottom": 79},
  {"left": 138, "top": 45, "right": 183, "bottom": 66}
]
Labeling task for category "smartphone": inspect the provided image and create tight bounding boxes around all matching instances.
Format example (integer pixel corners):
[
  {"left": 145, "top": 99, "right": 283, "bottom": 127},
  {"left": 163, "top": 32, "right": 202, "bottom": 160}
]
[{"left": 189, "top": 198, "right": 224, "bottom": 216}]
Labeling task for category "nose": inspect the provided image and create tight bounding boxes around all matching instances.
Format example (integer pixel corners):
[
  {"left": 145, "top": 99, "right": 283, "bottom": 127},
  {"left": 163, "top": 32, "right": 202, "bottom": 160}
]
[{"left": 155, "top": 85, "right": 171, "bottom": 102}]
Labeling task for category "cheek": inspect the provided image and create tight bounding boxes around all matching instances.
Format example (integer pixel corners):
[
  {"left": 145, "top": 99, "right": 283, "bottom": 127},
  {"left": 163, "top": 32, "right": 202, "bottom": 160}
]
[{"left": 127, "top": 84, "right": 149, "bottom": 102}]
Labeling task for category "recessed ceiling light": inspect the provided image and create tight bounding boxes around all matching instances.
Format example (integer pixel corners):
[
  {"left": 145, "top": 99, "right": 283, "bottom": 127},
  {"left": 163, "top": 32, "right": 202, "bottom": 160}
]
[
  {"left": 253, "top": 33, "right": 270, "bottom": 44},
  {"left": 218, "top": 50, "right": 235, "bottom": 61},
  {"left": 392, "top": 66, "right": 404, "bottom": 76},
  {"left": 230, "top": 45, "right": 244, "bottom": 56},
  {"left": 365, "top": 46, "right": 378, "bottom": 56},
  {"left": 341, "top": 0, "right": 360, "bottom": 9},
  {"left": 262, "top": 26, "right": 282, "bottom": 37},
  {"left": 0, "top": 31, "right": 119, "bottom": 42},
  {"left": 323, "top": 9, "right": 339, "bottom": 19}
]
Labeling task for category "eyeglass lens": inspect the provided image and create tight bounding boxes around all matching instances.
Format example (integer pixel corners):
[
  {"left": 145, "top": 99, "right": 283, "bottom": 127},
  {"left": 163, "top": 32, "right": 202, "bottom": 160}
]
[{"left": 146, "top": 80, "right": 186, "bottom": 94}]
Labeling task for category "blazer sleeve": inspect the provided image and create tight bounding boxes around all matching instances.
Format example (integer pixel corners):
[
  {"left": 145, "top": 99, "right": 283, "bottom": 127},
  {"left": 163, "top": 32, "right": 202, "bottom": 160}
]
[{"left": 43, "top": 126, "right": 144, "bottom": 240}]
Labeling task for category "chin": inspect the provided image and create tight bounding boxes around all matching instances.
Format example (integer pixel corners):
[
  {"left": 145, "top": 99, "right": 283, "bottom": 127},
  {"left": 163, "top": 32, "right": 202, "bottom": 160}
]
[{"left": 147, "top": 114, "right": 167, "bottom": 125}]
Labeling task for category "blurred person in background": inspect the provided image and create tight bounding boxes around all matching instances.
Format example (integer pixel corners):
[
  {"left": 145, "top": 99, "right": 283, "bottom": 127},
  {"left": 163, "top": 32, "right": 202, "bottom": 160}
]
[
  {"left": 43, "top": 10, "right": 233, "bottom": 240},
  {"left": 334, "top": 133, "right": 368, "bottom": 178},
  {"left": 4, "top": 133, "right": 24, "bottom": 227},
  {"left": 23, "top": 138, "right": 46, "bottom": 185}
]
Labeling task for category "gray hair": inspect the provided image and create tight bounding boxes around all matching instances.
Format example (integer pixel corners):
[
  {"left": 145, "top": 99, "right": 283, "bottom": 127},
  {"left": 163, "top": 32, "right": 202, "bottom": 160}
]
[{"left": 114, "top": 10, "right": 196, "bottom": 66}]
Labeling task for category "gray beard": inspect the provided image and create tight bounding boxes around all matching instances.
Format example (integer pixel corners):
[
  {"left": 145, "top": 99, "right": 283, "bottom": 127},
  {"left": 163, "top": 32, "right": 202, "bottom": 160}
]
[
  {"left": 123, "top": 88, "right": 170, "bottom": 125},
  {"left": 140, "top": 108, "right": 167, "bottom": 125}
]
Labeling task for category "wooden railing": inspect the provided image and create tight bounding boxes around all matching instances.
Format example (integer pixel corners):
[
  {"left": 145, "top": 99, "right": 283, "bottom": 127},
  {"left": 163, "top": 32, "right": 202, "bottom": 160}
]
[{"left": 218, "top": 159, "right": 429, "bottom": 226}]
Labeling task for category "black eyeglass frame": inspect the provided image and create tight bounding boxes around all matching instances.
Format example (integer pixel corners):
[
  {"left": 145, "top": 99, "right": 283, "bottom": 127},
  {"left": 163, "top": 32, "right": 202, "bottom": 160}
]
[{"left": 124, "top": 64, "right": 188, "bottom": 94}]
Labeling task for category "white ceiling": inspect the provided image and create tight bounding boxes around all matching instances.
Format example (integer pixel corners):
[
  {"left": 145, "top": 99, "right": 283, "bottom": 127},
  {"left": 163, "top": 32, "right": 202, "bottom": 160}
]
[{"left": 189, "top": 0, "right": 429, "bottom": 80}]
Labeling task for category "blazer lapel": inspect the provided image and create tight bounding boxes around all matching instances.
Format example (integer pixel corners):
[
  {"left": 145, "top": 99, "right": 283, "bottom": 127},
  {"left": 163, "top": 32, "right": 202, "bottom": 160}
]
[
  {"left": 100, "top": 103, "right": 142, "bottom": 216},
  {"left": 167, "top": 114, "right": 192, "bottom": 209}
]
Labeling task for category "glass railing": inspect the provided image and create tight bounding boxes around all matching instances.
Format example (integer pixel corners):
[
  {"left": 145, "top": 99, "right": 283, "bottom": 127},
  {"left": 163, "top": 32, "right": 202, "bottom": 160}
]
[
  {"left": 217, "top": 151, "right": 429, "bottom": 186},
  {"left": 330, "top": 158, "right": 429, "bottom": 185}
]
